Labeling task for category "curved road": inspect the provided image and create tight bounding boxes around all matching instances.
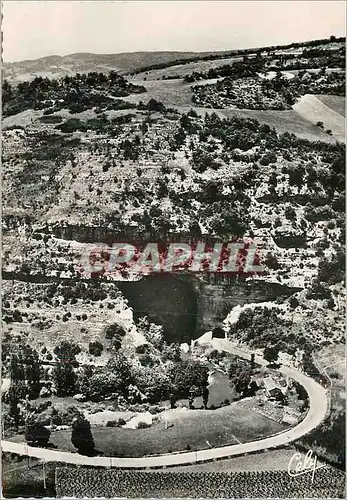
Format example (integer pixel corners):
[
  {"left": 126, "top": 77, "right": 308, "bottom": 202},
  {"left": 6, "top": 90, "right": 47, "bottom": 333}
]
[{"left": 1, "top": 339, "right": 328, "bottom": 468}]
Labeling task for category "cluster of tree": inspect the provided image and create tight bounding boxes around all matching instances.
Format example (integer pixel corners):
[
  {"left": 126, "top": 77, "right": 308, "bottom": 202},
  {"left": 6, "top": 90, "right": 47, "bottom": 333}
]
[
  {"left": 4, "top": 347, "right": 44, "bottom": 429},
  {"left": 131, "top": 208, "right": 173, "bottom": 238},
  {"left": 25, "top": 414, "right": 95, "bottom": 456},
  {"left": 2, "top": 71, "right": 146, "bottom": 117},
  {"left": 230, "top": 306, "right": 314, "bottom": 358},
  {"left": 207, "top": 201, "right": 249, "bottom": 238},
  {"left": 198, "top": 113, "right": 345, "bottom": 176},
  {"left": 75, "top": 352, "right": 209, "bottom": 406},
  {"left": 103, "top": 323, "right": 127, "bottom": 351},
  {"left": 137, "top": 316, "right": 165, "bottom": 350},
  {"left": 185, "top": 55, "right": 265, "bottom": 83},
  {"left": 317, "top": 249, "right": 345, "bottom": 285},
  {"left": 8, "top": 348, "right": 42, "bottom": 399},
  {"left": 129, "top": 36, "right": 344, "bottom": 76},
  {"left": 191, "top": 65, "right": 344, "bottom": 111},
  {"left": 228, "top": 354, "right": 258, "bottom": 398},
  {"left": 45, "top": 281, "right": 120, "bottom": 304},
  {"left": 52, "top": 342, "right": 81, "bottom": 397},
  {"left": 119, "top": 135, "right": 142, "bottom": 160},
  {"left": 200, "top": 113, "right": 276, "bottom": 152},
  {"left": 57, "top": 113, "right": 112, "bottom": 134}
]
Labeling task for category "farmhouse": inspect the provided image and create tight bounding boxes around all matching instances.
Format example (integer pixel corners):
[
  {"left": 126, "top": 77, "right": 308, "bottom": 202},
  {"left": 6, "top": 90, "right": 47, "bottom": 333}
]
[{"left": 263, "top": 376, "right": 285, "bottom": 399}]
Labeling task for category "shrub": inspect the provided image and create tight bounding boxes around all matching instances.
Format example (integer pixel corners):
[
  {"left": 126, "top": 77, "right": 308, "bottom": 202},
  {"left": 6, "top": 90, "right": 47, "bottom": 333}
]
[
  {"left": 25, "top": 420, "right": 51, "bottom": 446},
  {"left": 104, "top": 323, "right": 126, "bottom": 340},
  {"left": 137, "top": 421, "right": 151, "bottom": 429},
  {"left": 106, "top": 418, "right": 126, "bottom": 427},
  {"left": 135, "top": 344, "right": 149, "bottom": 355},
  {"left": 260, "top": 151, "right": 277, "bottom": 166},
  {"left": 39, "top": 115, "right": 63, "bottom": 124},
  {"left": 71, "top": 417, "right": 95, "bottom": 455},
  {"left": 89, "top": 341, "right": 103, "bottom": 357},
  {"left": 57, "top": 118, "right": 86, "bottom": 133}
]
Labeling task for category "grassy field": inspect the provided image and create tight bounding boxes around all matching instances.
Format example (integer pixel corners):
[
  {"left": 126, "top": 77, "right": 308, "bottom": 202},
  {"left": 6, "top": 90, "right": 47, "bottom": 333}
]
[
  {"left": 315, "top": 94, "right": 345, "bottom": 117},
  {"left": 166, "top": 447, "right": 311, "bottom": 472},
  {"left": 11, "top": 403, "right": 286, "bottom": 458},
  {"left": 130, "top": 56, "right": 244, "bottom": 81},
  {"left": 50, "top": 404, "right": 287, "bottom": 457},
  {"left": 123, "top": 79, "right": 195, "bottom": 107},
  {"left": 2, "top": 454, "right": 57, "bottom": 498},
  {"left": 221, "top": 107, "right": 337, "bottom": 143},
  {"left": 293, "top": 94, "right": 345, "bottom": 142},
  {"left": 122, "top": 80, "right": 338, "bottom": 143}
]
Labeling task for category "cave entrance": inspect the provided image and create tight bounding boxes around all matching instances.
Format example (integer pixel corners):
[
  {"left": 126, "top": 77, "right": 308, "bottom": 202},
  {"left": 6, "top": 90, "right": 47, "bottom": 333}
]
[{"left": 118, "top": 274, "right": 198, "bottom": 344}]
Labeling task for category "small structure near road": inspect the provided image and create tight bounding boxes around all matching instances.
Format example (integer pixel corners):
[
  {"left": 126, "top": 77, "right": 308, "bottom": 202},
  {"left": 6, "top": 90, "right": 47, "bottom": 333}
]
[{"left": 263, "top": 376, "right": 286, "bottom": 400}]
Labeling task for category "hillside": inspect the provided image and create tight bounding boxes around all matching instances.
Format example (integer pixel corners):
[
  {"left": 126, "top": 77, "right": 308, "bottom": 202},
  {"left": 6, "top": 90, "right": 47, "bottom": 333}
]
[
  {"left": 2, "top": 35, "right": 345, "bottom": 476},
  {"left": 3, "top": 50, "right": 234, "bottom": 82},
  {"left": 4, "top": 35, "right": 345, "bottom": 83}
]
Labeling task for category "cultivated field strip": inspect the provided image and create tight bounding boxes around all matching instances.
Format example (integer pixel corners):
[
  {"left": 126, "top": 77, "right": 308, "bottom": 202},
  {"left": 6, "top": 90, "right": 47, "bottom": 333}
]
[{"left": 55, "top": 467, "right": 345, "bottom": 498}]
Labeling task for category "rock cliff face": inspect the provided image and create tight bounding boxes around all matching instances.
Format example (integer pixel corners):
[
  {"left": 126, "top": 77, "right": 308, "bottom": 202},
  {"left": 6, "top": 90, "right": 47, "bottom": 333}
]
[
  {"left": 116, "top": 273, "right": 301, "bottom": 342},
  {"left": 194, "top": 279, "right": 302, "bottom": 335}
]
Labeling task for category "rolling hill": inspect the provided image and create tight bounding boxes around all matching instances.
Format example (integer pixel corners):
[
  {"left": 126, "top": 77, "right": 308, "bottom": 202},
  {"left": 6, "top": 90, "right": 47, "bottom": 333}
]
[{"left": 3, "top": 50, "right": 234, "bottom": 82}]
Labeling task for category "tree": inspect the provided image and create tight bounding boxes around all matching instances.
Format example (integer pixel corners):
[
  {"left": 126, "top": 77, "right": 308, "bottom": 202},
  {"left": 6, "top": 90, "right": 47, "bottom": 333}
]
[
  {"left": 71, "top": 417, "right": 95, "bottom": 455},
  {"left": 263, "top": 345, "right": 280, "bottom": 365},
  {"left": 53, "top": 341, "right": 81, "bottom": 366},
  {"left": 89, "top": 341, "right": 103, "bottom": 357},
  {"left": 228, "top": 358, "right": 251, "bottom": 398},
  {"left": 169, "top": 392, "right": 176, "bottom": 409},
  {"left": 77, "top": 365, "right": 94, "bottom": 398},
  {"left": 52, "top": 362, "right": 76, "bottom": 397},
  {"left": 169, "top": 360, "right": 208, "bottom": 399},
  {"left": 146, "top": 98, "right": 166, "bottom": 113},
  {"left": 188, "top": 385, "right": 198, "bottom": 409},
  {"left": 232, "top": 369, "right": 251, "bottom": 398},
  {"left": 9, "top": 354, "right": 25, "bottom": 382},
  {"left": 250, "top": 353, "right": 255, "bottom": 371},
  {"left": 7, "top": 383, "right": 22, "bottom": 430},
  {"left": 161, "top": 342, "right": 181, "bottom": 362},
  {"left": 24, "top": 348, "right": 41, "bottom": 399},
  {"left": 106, "top": 353, "right": 132, "bottom": 392},
  {"left": 104, "top": 323, "right": 126, "bottom": 340},
  {"left": 25, "top": 420, "right": 51, "bottom": 446},
  {"left": 132, "top": 364, "right": 171, "bottom": 403},
  {"left": 202, "top": 387, "right": 209, "bottom": 409}
]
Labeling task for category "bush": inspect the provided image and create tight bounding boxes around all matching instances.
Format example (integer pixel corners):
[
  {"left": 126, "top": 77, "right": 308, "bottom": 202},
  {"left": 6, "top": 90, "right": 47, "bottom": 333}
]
[
  {"left": 57, "top": 118, "right": 86, "bottom": 133},
  {"left": 71, "top": 417, "right": 95, "bottom": 455},
  {"left": 135, "top": 344, "right": 149, "bottom": 355},
  {"left": 104, "top": 323, "right": 126, "bottom": 340},
  {"left": 25, "top": 421, "right": 51, "bottom": 446},
  {"left": 106, "top": 418, "right": 126, "bottom": 427},
  {"left": 259, "top": 151, "right": 277, "bottom": 166},
  {"left": 137, "top": 421, "right": 151, "bottom": 429},
  {"left": 39, "top": 115, "right": 63, "bottom": 124},
  {"left": 53, "top": 406, "right": 83, "bottom": 426},
  {"left": 89, "top": 341, "right": 103, "bottom": 357}
]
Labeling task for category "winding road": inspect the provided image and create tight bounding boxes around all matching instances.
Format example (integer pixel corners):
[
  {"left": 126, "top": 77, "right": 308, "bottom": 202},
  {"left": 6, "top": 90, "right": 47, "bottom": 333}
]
[{"left": 1, "top": 339, "right": 328, "bottom": 468}]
